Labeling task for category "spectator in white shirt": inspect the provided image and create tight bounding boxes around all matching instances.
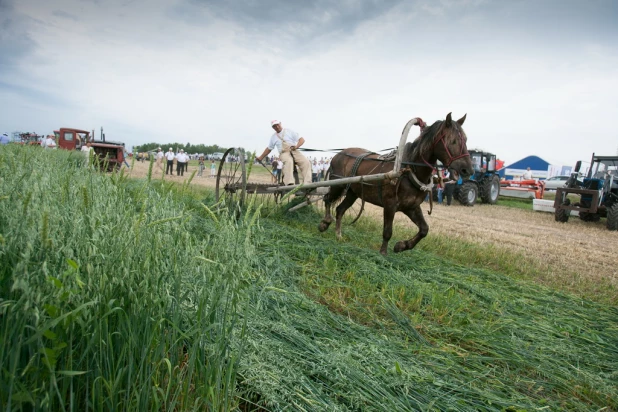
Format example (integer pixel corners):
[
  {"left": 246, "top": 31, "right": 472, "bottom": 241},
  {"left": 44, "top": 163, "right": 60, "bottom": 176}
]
[
  {"left": 522, "top": 167, "right": 533, "bottom": 180},
  {"left": 165, "top": 148, "right": 175, "bottom": 175}
]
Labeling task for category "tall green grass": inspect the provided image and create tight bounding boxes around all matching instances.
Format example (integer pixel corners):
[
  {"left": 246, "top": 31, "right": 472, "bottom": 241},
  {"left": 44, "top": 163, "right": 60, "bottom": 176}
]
[{"left": 0, "top": 146, "right": 254, "bottom": 410}]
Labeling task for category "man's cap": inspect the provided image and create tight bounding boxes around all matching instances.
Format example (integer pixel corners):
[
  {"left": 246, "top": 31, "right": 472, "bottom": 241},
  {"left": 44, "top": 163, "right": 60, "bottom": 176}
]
[
  {"left": 271, "top": 119, "right": 281, "bottom": 126},
  {"left": 180, "top": 149, "right": 184, "bottom": 152},
  {"left": 2, "top": 133, "right": 7, "bottom": 136},
  {"left": 169, "top": 147, "right": 173, "bottom": 151},
  {"left": 158, "top": 147, "right": 161, "bottom": 150}
]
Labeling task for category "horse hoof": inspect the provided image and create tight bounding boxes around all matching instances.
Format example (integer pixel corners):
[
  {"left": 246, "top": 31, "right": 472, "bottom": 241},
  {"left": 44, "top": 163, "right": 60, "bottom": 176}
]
[
  {"left": 394, "top": 241, "right": 407, "bottom": 253},
  {"left": 318, "top": 222, "right": 329, "bottom": 232},
  {"left": 380, "top": 249, "right": 388, "bottom": 256}
]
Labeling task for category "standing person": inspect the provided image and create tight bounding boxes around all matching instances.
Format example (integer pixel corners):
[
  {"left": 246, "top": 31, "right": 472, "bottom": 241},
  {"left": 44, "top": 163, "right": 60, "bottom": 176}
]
[
  {"left": 311, "top": 160, "right": 320, "bottom": 182},
  {"left": 0, "top": 132, "right": 9, "bottom": 145},
  {"left": 523, "top": 167, "right": 533, "bottom": 180},
  {"left": 176, "top": 149, "right": 187, "bottom": 176},
  {"left": 44, "top": 134, "right": 56, "bottom": 149},
  {"left": 210, "top": 160, "right": 217, "bottom": 178},
  {"left": 197, "top": 156, "right": 205, "bottom": 177},
  {"left": 156, "top": 148, "right": 164, "bottom": 171},
  {"left": 165, "top": 148, "right": 175, "bottom": 175},
  {"left": 255, "top": 120, "right": 312, "bottom": 185},
  {"left": 271, "top": 157, "right": 279, "bottom": 183},
  {"left": 276, "top": 157, "right": 283, "bottom": 181},
  {"left": 443, "top": 170, "right": 456, "bottom": 206},
  {"left": 437, "top": 173, "right": 444, "bottom": 204}
]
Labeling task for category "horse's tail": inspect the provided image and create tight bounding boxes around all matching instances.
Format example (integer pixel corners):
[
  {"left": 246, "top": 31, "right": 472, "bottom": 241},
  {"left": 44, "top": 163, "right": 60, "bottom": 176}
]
[{"left": 323, "top": 166, "right": 346, "bottom": 204}]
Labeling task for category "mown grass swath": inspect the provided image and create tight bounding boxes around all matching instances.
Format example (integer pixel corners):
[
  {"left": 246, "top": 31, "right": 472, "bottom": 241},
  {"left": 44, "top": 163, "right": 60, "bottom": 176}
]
[
  {"left": 1, "top": 145, "right": 617, "bottom": 411},
  {"left": 0, "top": 146, "right": 250, "bottom": 410}
]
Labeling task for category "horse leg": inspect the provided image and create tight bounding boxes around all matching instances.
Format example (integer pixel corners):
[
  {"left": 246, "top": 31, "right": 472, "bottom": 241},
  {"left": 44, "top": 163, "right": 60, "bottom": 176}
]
[
  {"left": 380, "top": 204, "right": 397, "bottom": 256},
  {"left": 334, "top": 191, "right": 358, "bottom": 239},
  {"left": 394, "top": 206, "right": 428, "bottom": 253},
  {"left": 319, "top": 185, "right": 344, "bottom": 232}
]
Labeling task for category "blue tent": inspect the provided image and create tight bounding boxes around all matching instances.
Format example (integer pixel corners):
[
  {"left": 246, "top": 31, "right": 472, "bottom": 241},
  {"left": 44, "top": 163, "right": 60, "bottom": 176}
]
[{"left": 498, "top": 155, "right": 551, "bottom": 179}]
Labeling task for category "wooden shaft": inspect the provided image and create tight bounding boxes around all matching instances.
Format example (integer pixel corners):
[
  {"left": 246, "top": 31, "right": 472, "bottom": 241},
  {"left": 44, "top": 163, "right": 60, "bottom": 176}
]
[{"left": 265, "top": 169, "right": 402, "bottom": 192}]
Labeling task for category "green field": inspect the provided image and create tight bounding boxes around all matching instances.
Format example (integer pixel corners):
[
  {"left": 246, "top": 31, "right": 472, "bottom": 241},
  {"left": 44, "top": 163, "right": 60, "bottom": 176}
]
[{"left": 1, "top": 146, "right": 617, "bottom": 411}]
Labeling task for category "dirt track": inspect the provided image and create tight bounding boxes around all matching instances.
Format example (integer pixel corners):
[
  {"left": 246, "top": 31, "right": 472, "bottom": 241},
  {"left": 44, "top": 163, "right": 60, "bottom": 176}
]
[{"left": 126, "top": 160, "right": 618, "bottom": 290}]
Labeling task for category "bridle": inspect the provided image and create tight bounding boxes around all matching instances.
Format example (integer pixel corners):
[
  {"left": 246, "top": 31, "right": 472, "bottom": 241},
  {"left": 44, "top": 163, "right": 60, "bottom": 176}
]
[{"left": 420, "top": 122, "right": 470, "bottom": 169}]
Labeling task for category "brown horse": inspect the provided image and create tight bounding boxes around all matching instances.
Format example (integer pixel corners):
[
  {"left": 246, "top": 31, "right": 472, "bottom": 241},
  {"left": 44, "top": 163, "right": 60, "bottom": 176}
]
[{"left": 318, "top": 113, "right": 473, "bottom": 255}]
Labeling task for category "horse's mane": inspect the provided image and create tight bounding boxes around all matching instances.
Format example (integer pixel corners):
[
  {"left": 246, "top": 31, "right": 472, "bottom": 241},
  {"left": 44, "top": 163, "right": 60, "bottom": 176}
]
[{"left": 402, "top": 120, "right": 443, "bottom": 162}]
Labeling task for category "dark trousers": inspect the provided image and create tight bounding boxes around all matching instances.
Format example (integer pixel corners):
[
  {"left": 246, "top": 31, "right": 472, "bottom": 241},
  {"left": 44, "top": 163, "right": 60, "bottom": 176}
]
[
  {"left": 444, "top": 183, "right": 456, "bottom": 205},
  {"left": 177, "top": 162, "right": 186, "bottom": 176},
  {"left": 312, "top": 173, "right": 318, "bottom": 182},
  {"left": 166, "top": 160, "right": 174, "bottom": 175}
]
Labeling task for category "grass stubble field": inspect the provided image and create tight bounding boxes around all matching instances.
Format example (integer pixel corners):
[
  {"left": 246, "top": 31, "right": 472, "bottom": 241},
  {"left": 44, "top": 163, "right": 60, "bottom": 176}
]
[{"left": 1, "top": 147, "right": 617, "bottom": 411}]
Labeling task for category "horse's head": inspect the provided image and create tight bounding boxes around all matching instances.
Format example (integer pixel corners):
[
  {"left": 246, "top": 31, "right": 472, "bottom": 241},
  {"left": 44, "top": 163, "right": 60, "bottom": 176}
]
[{"left": 430, "top": 113, "right": 473, "bottom": 179}]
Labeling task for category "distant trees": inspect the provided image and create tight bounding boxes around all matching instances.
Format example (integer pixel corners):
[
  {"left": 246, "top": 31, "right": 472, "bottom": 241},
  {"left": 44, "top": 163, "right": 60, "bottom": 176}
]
[{"left": 133, "top": 142, "right": 231, "bottom": 155}]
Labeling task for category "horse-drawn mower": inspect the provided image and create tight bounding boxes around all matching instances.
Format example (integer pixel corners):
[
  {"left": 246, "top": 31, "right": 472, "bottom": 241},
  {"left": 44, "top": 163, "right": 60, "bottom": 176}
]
[
  {"left": 215, "top": 114, "right": 473, "bottom": 255},
  {"left": 554, "top": 154, "right": 618, "bottom": 230}
]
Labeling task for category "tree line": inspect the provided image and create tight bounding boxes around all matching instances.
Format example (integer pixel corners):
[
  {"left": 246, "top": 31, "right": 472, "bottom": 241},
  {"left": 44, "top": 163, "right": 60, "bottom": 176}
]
[{"left": 133, "top": 142, "right": 233, "bottom": 155}]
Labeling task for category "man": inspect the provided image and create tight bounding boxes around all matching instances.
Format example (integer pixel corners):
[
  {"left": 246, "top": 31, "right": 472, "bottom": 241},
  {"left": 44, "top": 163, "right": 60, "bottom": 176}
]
[
  {"left": 256, "top": 120, "right": 311, "bottom": 185},
  {"left": 165, "top": 148, "right": 175, "bottom": 175},
  {"left": 44, "top": 134, "right": 56, "bottom": 149},
  {"left": 523, "top": 167, "right": 533, "bottom": 180},
  {"left": 176, "top": 149, "right": 187, "bottom": 176},
  {"left": 311, "top": 160, "right": 320, "bottom": 182},
  {"left": 0, "top": 132, "right": 9, "bottom": 145},
  {"left": 156, "top": 147, "right": 164, "bottom": 171}
]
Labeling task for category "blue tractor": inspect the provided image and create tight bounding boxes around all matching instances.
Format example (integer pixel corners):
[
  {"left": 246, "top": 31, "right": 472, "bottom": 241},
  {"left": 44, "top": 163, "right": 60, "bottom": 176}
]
[
  {"left": 454, "top": 150, "right": 501, "bottom": 206},
  {"left": 554, "top": 154, "right": 618, "bottom": 230}
]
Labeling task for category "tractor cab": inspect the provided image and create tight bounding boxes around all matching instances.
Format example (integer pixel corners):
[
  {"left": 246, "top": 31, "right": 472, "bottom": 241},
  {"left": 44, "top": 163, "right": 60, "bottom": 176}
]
[{"left": 56, "top": 128, "right": 91, "bottom": 150}]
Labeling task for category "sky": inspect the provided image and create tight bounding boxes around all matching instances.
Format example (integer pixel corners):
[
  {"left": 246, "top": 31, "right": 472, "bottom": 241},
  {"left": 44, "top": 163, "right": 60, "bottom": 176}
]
[{"left": 1, "top": 0, "right": 617, "bottom": 166}]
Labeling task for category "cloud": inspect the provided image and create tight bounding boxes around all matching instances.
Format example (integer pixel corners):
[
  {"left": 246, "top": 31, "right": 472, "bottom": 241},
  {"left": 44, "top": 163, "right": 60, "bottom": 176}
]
[{"left": 0, "top": 0, "right": 37, "bottom": 71}]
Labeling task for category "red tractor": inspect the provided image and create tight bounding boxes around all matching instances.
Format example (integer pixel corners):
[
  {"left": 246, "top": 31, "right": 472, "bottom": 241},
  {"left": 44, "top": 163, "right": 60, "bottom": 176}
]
[{"left": 55, "top": 127, "right": 125, "bottom": 171}]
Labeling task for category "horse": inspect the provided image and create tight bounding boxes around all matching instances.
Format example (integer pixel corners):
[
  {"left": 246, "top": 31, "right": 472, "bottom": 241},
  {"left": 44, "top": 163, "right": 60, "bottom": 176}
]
[{"left": 318, "top": 113, "right": 473, "bottom": 255}]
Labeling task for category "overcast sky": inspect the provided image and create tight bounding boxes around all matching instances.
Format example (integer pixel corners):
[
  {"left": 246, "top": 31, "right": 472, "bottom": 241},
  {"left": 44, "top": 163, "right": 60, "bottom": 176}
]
[{"left": 1, "top": 0, "right": 617, "bottom": 165}]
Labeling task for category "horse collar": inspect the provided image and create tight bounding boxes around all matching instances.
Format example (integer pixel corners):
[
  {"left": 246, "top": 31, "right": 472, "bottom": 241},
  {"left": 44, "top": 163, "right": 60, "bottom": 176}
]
[{"left": 407, "top": 169, "right": 433, "bottom": 192}]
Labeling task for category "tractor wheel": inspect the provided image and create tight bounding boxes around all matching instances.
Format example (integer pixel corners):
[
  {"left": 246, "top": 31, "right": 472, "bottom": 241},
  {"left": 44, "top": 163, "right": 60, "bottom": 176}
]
[
  {"left": 481, "top": 175, "right": 500, "bottom": 204},
  {"left": 555, "top": 199, "right": 570, "bottom": 223},
  {"left": 458, "top": 182, "right": 477, "bottom": 206},
  {"left": 579, "top": 211, "right": 600, "bottom": 222},
  {"left": 607, "top": 203, "right": 618, "bottom": 231}
]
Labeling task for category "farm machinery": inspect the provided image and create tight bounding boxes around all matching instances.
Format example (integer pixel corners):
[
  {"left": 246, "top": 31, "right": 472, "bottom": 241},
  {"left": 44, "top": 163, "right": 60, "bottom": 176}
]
[
  {"left": 454, "top": 150, "right": 501, "bottom": 206},
  {"left": 55, "top": 127, "right": 125, "bottom": 171},
  {"left": 554, "top": 154, "right": 618, "bottom": 230}
]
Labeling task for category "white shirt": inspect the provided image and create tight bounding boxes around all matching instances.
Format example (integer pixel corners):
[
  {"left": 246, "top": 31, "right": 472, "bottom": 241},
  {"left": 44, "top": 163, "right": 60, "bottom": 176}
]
[
  {"left": 267, "top": 128, "right": 301, "bottom": 153},
  {"left": 523, "top": 170, "right": 533, "bottom": 180},
  {"left": 156, "top": 151, "right": 164, "bottom": 159},
  {"left": 312, "top": 163, "right": 321, "bottom": 174},
  {"left": 45, "top": 137, "right": 56, "bottom": 148},
  {"left": 165, "top": 151, "right": 175, "bottom": 161},
  {"left": 81, "top": 145, "right": 90, "bottom": 153},
  {"left": 177, "top": 153, "right": 188, "bottom": 162}
]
